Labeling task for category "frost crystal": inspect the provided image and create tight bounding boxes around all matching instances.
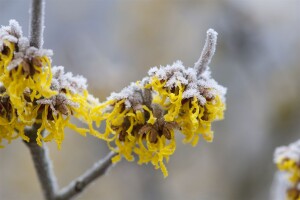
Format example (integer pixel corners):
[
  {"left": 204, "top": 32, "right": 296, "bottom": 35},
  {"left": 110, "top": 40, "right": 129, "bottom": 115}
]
[
  {"left": 51, "top": 66, "right": 87, "bottom": 94},
  {"left": 148, "top": 60, "right": 226, "bottom": 105},
  {"left": 0, "top": 20, "right": 53, "bottom": 71},
  {"left": 107, "top": 82, "right": 143, "bottom": 109},
  {"left": 274, "top": 140, "right": 300, "bottom": 164}
]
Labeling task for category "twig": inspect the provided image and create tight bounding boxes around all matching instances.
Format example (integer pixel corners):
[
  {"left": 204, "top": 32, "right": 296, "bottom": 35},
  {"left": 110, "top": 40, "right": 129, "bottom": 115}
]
[
  {"left": 29, "top": 0, "right": 45, "bottom": 48},
  {"left": 26, "top": 1, "right": 58, "bottom": 200},
  {"left": 194, "top": 29, "right": 218, "bottom": 77},
  {"left": 26, "top": 1, "right": 117, "bottom": 199},
  {"left": 25, "top": 127, "right": 58, "bottom": 200},
  {"left": 56, "top": 151, "right": 117, "bottom": 200}
]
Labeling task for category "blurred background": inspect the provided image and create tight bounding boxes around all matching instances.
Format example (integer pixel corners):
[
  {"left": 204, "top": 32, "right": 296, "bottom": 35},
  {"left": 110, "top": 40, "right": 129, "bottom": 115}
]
[{"left": 1, "top": 0, "right": 300, "bottom": 199}]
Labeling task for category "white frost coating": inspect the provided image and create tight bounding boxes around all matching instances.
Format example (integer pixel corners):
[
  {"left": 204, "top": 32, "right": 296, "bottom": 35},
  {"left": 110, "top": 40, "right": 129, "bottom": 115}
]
[
  {"left": 274, "top": 140, "right": 300, "bottom": 164},
  {"left": 105, "top": 29, "right": 225, "bottom": 109},
  {"left": 7, "top": 57, "right": 23, "bottom": 71},
  {"left": 194, "top": 29, "right": 218, "bottom": 77},
  {"left": 37, "top": 93, "right": 79, "bottom": 116},
  {"left": 149, "top": 60, "right": 226, "bottom": 105},
  {"left": 0, "top": 19, "right": 53, "bottom": 70},
  {"left": 107, "top": 82, "right": 143, "bottom": 109},
  {"left": 51, "top": 66, "right": 88, "bottom": 94},
  {"left": 9, "top": 19, "right": 23, "bottom": 38}
]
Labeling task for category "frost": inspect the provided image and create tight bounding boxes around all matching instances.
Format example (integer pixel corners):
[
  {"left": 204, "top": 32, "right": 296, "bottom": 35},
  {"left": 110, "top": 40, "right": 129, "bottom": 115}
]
[
  {"left": 6, "top": 58, "right": 23, "bottom": 71},
  {"left": 37, "top": 93, "right": 79, "bottom": 116},
  {"left": 51, "top": 66, "right": 88, "bottom": 94},
  {"left": 9, "top": 19, "right": 23, "bottom": 38},
  {"left": 148, "top": 60, "right": 226, "bottom": 105},
  {"left": 0, "top": 19, "right": 54, "bottom": 70},
  {"left": 194, "top": 29, "right": 218, "bottom": 76},
  {"left": 274, "top": 139, "right": 300, "bottom": 164},
  {"left": 107, "top": 82, "right": 144, "bottom": 109}
]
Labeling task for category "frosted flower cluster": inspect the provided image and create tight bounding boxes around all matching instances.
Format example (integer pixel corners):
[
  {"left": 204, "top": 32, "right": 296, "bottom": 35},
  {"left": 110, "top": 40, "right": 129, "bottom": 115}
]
[
  {"left": 274, "top": 140, "right": 300, "bottom": 200},
  {"left": 1, "top": 20, "right": 226, "bottom": 177},
  {"left": 0, "top": 20, "right": 100, "bottom": 148},
  {"left": 98, "top": 29, "right": 226, "bottom": 177}
]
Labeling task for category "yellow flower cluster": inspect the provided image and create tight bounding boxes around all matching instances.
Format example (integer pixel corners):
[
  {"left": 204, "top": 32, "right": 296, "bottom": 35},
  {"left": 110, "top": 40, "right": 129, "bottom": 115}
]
[
  {"left": 0, "top": 20, "right": 99, "bottom": 148},
  {"left": 274, "top": 141, "right": 300, "bottom": 200},
  {"left": 95, "top": 83, "right": 177, "bottom": 177},
  {"left": 98, "top": 61, "right": 226, "bottom": 177},
  {"left": 1, "top": 20, "right": 226, "bottom": 178},
  {"left": 148, "top": 73, "right": 225, "bottom": 146}
]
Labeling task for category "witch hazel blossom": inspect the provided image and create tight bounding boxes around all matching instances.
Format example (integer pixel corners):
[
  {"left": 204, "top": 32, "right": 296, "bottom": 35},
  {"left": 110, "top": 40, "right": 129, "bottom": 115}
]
[
  {"left": 274, "top": 140, "right": 300, "bottom": 200},
  {"left": 0, "top": 19, "right": 226, "bottom": 178},
  {"left": 97, "top": 29, "right": 226, "bottom": 177},
  {"left": 0, "top": 20, "right": 101, "bottom": 148}
]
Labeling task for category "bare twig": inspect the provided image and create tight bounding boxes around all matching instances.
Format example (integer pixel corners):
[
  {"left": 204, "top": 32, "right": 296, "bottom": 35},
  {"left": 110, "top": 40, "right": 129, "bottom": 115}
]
[
  {"left": 56, "top": 151, "right": 117, "bottom": 200},
  {"left": 25, "top": 1, "right": 117, "bottom": 199},
  {"left": 29, "top": 0, "right": 45, "bottom": 48},
  {"left": 194, "top": 29, "right": 218, "bottom": 77},
  {"left": 26, "top": 1, "right": 58, "bottom": 200},
  {"left": 25, "top": 127, "right": 58, "bottom": 200}
]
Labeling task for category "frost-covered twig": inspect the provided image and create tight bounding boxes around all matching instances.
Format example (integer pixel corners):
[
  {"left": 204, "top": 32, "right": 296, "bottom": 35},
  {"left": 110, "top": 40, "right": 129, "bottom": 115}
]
[
  {"left": 194, "top": 29, "right": 218, "bottom": 77},
  {"left": 29, "top": 0, "right": 45, "bottom": 48},
  {"left": 25, "top": 126, "right": 58, "bottom": 200},
  {"left": 25, "top": 1, "right": 58, "bottom": 200},
  {"left": 56, "top": 151, "right": 117, "bottom": 200}
]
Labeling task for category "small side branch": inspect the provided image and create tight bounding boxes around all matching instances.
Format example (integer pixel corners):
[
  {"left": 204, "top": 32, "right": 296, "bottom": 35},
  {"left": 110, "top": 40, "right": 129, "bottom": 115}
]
[
  {"left": 56, "top": 151, "right": 117, "bottom": 200},
  {"left": 194, "top": 29, "right": 218, "bottom": 77},
  {"left": 29, "top": 0, "right": 45, "bottom": 48}
]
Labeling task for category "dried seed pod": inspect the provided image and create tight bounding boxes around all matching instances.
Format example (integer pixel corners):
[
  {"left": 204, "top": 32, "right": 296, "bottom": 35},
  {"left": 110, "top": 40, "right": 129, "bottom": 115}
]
[
  {"left": 149, "top": 129, "right": 158, "bottom": 143},
  {"left": 138, "top": 125, "right": 152, "bottom": 136},
  {"left": 119, "top": 130, "right": 127, "bottom": 142},
  {"left": 1, "top": 45, "right": 10, "bottom": 56},
  {"left": 162, "top": 126, "right": 172, "bottom": 140},
  {"left": 56, "top": 103, "right": 69, "bottom": 116},
  {"left": 201, "top": 108, "right": 209, "bottom": 121},
  {"left": 21, "top": 60, "right": 31, "bottom": 75},
  {"left": 31, "top": 57, "right": 43, "bottom": 68}
]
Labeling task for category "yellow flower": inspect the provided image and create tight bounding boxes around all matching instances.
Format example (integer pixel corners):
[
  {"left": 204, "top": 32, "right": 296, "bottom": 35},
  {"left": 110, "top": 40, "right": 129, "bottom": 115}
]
[
  {"left": 147, "top": 61, "right": 226, "bottom": 146},
  {"left": 0, "top": 21, "right": 103, "bottom": 148},
  {"left": 1, "top": 21, "right": 227, "bottom": 179},
  {"left": 0, "top": 93, "right": 28, "bottom": 147},
  {"left": 274, "top": 141, "right": 300, "bottom": 200},
  {"left": 0, "top": 40, "right": 15, "bottom": 73},
  {"left": 96, "top": 82, "right": 179, "bottom": 177},
  {"left": 35, "top": 66, "right": 101, "bottom": 148},
  {"left": 1, "top": 56, "right": 56, "bottom": 122}
]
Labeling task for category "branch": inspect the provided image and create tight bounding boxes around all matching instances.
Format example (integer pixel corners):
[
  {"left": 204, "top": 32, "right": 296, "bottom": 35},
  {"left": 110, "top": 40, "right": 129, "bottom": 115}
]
[
  {"left": 56, "top": 151, "right": 117, "bottom": 200},
  {"left": 25, "top": 127, "right": 58, "bottom": 200},
  {"left": 26, "top": 1, "right": 58, "bottom": 200},
  {"left": 194, "top": 29, "right": 218, "bottom": 77},
  {"left": 29, "top": 0, "right": 45, "bottom": 48}
]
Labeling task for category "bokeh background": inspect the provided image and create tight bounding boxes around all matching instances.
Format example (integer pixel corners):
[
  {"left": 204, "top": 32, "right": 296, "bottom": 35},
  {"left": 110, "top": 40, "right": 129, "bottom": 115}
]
[{"left": 1, "top": 0, "right": 300, "bottom": 199}]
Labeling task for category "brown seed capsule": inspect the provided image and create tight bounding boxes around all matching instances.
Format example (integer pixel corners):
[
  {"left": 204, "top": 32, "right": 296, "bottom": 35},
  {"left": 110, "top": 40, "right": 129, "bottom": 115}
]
[
  {"left": 57, "top": 104, "right": 69, "bottom": 116},
  {"left": 163, "top": 126, "right": 172, "bottom": 140},
  {"left": 1, "top": 45, "right": 10, "bottom": 56},
  {"left": 149, "top": 130, "right": 158, "bottom": 143},
  {"left": 201, "top": 111, "right": 209, "bottom": 121},
  {"left": 22, "top": 61, "right": 31, "bottom": 75},
  {"left": 47, "top": 110, "right": 54, "bottom": 120},
  {"left": 32, "top": 57, "right": 43, "bottom": 68},
  {"left": 138, "top": 125, "right": 151, "bottom": 136},
  {"left": 119, "top": 131, "right": 126, "bottom": 142},
  {"left": 287, "top": 188, "right": 300, "bottom": 199}
]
